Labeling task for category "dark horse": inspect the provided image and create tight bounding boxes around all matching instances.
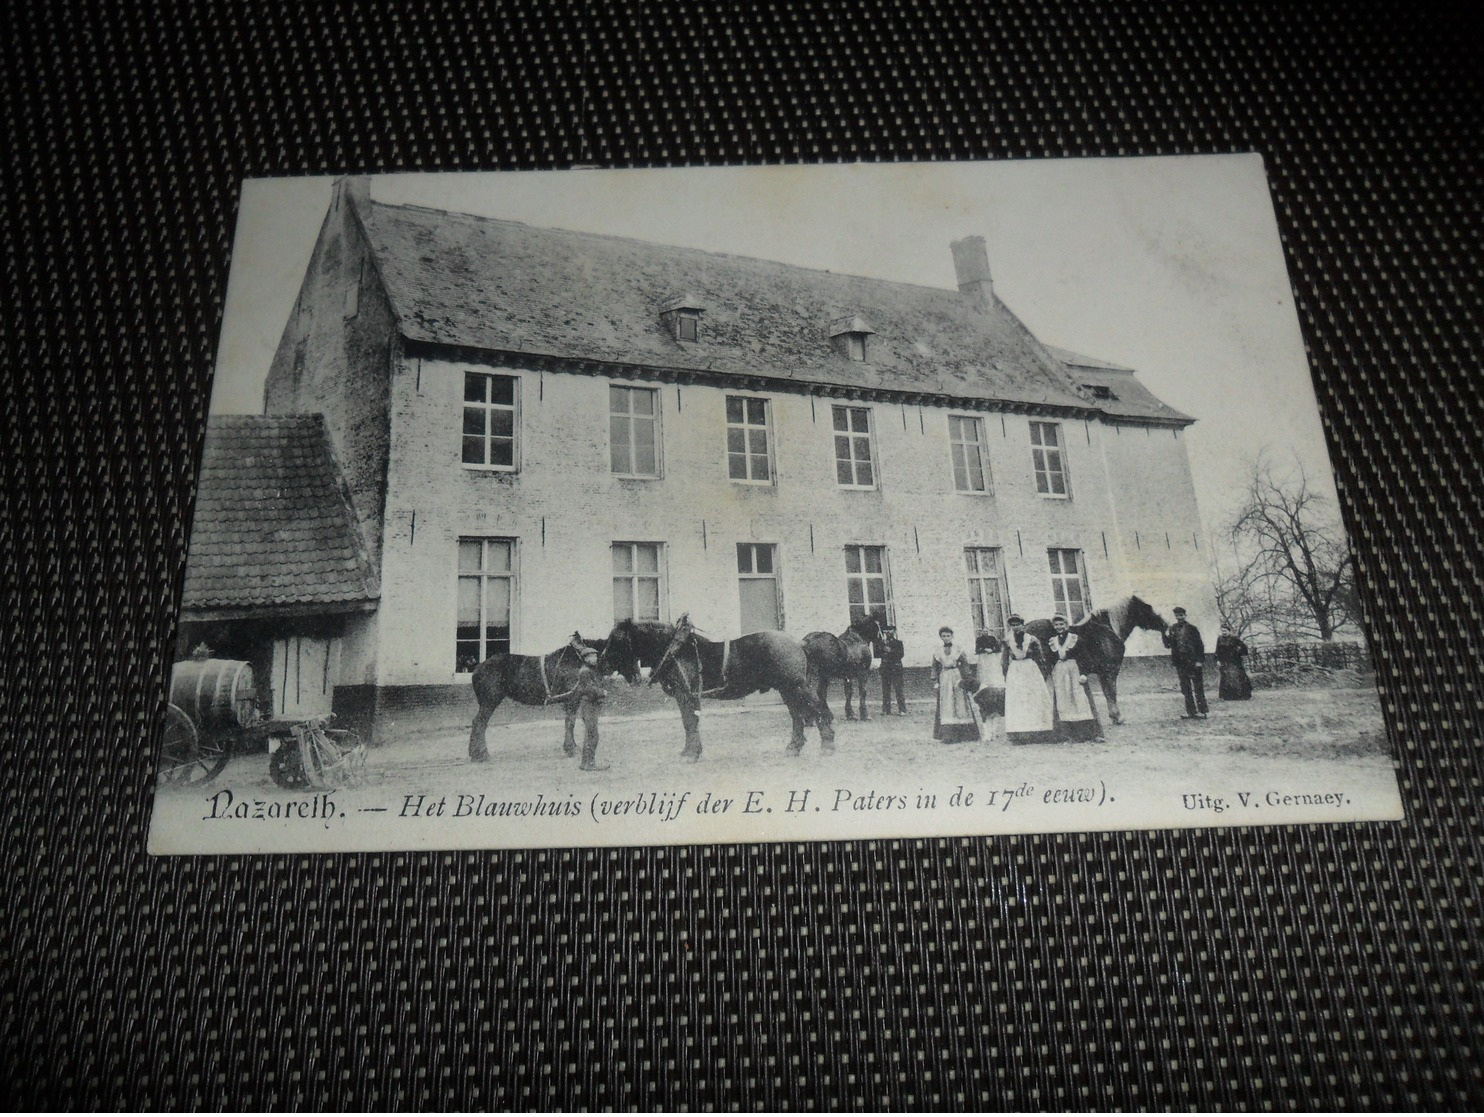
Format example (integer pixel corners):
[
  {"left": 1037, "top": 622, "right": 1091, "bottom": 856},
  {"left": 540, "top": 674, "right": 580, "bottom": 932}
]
[
  {"left": 467, "top": 634, "right": 605, "bottom": 762},
  {"left": 602, "top": 616, "right": 834, "bottom": 760},
  {"left": 1023, "top": 594, "right": 1166, "bottom": 725},
  {"left": 802, "top": 613, "right": 883, "bottom": 721}
]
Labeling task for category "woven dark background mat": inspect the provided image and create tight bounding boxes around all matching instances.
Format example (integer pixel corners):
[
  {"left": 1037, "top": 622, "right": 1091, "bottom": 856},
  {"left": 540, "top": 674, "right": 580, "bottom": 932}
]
[{"left": 3, "top": 0, "right": 1481, "bottom": 1108}]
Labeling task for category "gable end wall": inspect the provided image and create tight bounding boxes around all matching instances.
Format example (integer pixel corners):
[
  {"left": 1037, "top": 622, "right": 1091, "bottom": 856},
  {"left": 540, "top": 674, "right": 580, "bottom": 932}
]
[{"left": 263, "top": 188, "right": 396, "bottom": 574}]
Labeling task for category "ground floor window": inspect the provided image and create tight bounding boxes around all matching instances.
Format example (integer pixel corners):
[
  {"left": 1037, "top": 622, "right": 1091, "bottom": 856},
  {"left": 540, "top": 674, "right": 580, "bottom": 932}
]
[
  {"left": 613, "top": 542, "right": 665, "bottom": 622},
  {"left": 456, "top": 538, "right": 515, "bottom": 671},
  {"left": 1048, "top": 548, "right": 1092, "bottom": 622},
  {"left": 965, "top": 547, "right": 1011, "bottom": 635},
  {"left": 844, "top": 544, "right": 893, "bottom": 624},
  {"left": 737, "top": 543, "right": 782, "bottom": 632}
]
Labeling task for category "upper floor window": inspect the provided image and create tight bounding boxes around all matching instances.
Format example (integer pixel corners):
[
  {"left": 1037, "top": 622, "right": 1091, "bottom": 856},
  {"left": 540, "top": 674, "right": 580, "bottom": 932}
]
[
  {"left": 1048, "top": 548, "right": 1091, "bottom": 622},
  {"left": 832, "top": 405, "right": 876, "bottom": 488},
  {"left": 462, "top": 372, "right": 518, "bottom": 469},
  {"left": 1030, "top": 420, "right": 1070, "bottom": 497},
  {"left": 726, "top": 396, "right": 772, "bottom": 483},
  {"left": 676, "top": 312, "right": 700, "bottom": 343},
  {"left": 612, "top": 542, "right": 665, "bottom": 623},
  {"left": 610, "top": 385, "right": 660, "bottom": 477},
  {"left": 948, "top": 415, "right": 991, "bottom": 494}
]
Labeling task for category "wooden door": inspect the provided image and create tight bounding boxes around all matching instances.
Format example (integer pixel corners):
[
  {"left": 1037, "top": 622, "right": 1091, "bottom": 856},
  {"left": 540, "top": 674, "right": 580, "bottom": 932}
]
[
  {"left": 270, "top": 636, "right": 339, "bottom": 719},
  {"left": 737, "top": 543, "right": 782, "bottom": 633}
]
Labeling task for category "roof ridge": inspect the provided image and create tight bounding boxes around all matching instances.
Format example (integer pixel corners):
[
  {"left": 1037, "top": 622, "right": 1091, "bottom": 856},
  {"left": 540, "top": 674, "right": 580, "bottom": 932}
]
[
  {"left": 365, "top": 198, "right": 964, "bottom": 298},
  {"left": 352, "top": 196, "right": 1188, "bottom": 424}
]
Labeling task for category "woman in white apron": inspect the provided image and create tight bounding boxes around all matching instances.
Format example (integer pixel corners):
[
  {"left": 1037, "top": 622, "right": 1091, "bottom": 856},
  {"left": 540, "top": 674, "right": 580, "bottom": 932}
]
[
  {"left": 1047, "top": 615, "right": 1104, "bottom": 742},
  {"left": 1002, "top": 614, "right": 1055, "bottom": 744},
  {"left": 931, "top": 626, "right": 984, "bottom": 742}
]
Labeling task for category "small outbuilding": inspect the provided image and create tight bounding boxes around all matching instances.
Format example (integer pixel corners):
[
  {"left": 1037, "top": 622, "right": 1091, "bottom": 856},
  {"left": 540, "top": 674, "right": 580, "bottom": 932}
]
[{"left": 175, "top": 414, "right": 379, "bottom": 737}]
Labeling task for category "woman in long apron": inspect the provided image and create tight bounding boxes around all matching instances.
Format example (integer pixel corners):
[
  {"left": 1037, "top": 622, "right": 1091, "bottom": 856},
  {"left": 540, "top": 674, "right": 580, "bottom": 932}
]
[
  {"left": 1002, "top": 614, "right": 1055, "bottom": 744},
  {"left": 1047, "top": 615, "right": 1104, "bottom": 742},
  {"left": 931, "top": 626, "right": 984, "bottom": 742}
]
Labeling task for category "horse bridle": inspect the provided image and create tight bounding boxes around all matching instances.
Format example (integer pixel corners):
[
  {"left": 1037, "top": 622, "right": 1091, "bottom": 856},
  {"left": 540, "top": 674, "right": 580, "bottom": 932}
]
[{"left": 649, "top": 617, "right": 729, "bottom": 704}]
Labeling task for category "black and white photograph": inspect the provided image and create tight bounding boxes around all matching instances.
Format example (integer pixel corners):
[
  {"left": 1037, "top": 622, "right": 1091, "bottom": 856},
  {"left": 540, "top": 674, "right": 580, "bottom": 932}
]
[{"left": 148, "top": 156, "right": 1402, "bottom": 853}]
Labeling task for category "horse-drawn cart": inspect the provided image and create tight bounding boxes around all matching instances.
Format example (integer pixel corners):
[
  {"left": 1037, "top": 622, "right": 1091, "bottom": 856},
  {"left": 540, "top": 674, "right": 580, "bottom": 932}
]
[
  {"left": 157, "top": 658, "right": 259, "bottom": 785},
  {"left": 158, "top": 656, "right": 367, "bottom": 789}
]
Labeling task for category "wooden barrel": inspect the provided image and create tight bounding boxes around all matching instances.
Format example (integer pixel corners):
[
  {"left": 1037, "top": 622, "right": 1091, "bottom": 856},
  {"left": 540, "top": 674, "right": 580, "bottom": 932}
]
[{"left": 170, "top": 659, "right": 257, "bottom": 731}]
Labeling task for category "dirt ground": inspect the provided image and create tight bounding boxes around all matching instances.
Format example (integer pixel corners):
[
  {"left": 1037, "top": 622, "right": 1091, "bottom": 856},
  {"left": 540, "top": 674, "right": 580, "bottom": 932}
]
[{"left": 151, "top": 679, "right": 1402, "bottom": 853}]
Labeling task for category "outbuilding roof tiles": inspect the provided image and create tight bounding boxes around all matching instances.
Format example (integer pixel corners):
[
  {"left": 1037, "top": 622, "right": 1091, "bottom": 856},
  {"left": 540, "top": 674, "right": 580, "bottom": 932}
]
[{"left": 180, "top": 415, "right": 379, "bottom": 615}]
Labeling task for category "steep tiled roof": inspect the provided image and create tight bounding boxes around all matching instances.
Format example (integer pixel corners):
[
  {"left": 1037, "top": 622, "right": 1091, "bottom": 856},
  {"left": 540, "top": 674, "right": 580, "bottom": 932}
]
[
  {"left": 1044, "top": 345, "right": 1194, "bottom": 425},
  {"left": 181, "top": 415, "right": 379, "bottom": 615},
  {"left": 358, "top": 201, "right": 1113, "bottom": 414}
]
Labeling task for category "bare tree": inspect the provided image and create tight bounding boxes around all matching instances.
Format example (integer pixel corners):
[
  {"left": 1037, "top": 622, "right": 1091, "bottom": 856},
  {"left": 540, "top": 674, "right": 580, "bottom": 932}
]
[
  {"left": 1225, "top": 455, "right": 1358, "bottom": 642},
  {"left": 1209, "top": 542, "right": 1262, "bottom": 639}
]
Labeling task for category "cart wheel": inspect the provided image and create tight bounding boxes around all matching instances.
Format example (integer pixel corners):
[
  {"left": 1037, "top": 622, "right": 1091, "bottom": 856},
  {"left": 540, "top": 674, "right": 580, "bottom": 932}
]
[
  {"left": 157, "top": 704, "right": 230, "bottom": 786},
  {"left": 158, "top": 704, "right": 199, "bottom": 785}
]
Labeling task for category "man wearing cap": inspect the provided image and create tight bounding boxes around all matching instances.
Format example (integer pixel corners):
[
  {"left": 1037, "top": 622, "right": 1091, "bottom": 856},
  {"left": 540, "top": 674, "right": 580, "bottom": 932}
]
[
  {"left": 1162, "top": 607, "right": 1209, "bottom": 720},
  {"left": 572, "top": 644, "right": 610, "bottom": 770},
  {"left": 875, "top": 623, "right": 907, "bottom": 716}
]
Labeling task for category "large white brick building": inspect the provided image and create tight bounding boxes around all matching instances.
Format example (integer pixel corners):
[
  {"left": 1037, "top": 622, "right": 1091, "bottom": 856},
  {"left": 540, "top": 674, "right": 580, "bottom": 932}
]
[{"left": 251, "top": 177, "right": 1214, "bottom": 731}]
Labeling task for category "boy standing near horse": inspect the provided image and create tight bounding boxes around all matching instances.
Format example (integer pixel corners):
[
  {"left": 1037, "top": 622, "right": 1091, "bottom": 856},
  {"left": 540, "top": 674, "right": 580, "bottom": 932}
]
[
  {"left": 553, "top": 643, "right": 610, "bottom": 770},
  {"left": 574, "top": 645, "right": 609, "bottom": 769}
]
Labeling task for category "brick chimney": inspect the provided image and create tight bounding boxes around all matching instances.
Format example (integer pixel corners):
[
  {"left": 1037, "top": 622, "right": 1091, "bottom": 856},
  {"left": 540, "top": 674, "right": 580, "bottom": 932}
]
[
  {"left": 335, "top": 175, "right": 372, "bottom": 214},
  {"left": 950, "top": 236, "right": 993, "bottom": 310}
]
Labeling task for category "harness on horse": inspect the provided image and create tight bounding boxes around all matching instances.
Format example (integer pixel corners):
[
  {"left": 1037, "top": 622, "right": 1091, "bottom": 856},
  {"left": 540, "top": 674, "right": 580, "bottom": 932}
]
[
  {"left": 650, "top": 615, "right": 731, "bottom": 704},
  {"left": 538, "top": 651, "right": 553, "bottom": 699},
  {"left": 541, "top": 635, "right": 592, "bottom": 705}
]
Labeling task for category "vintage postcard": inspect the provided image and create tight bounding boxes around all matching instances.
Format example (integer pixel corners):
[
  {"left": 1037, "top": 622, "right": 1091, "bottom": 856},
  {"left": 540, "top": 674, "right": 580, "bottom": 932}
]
[{"left": 148, "top": 156, "right": 1402, "bottom": 854}]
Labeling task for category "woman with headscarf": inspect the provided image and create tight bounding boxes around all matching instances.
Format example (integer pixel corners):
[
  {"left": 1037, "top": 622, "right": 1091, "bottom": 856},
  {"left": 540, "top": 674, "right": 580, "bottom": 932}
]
[
  {"left": 931, "top": 625, "right": 983, "bottom": 742},
  {"left": 1215, "top": 624, "right": 1253, "bottom": 700},
  {"left": 1002, "top": 614, "right": 1055, "bottom": 744},
  {"left": 1047, "top": 614, "right": 1104, "bottom": 742}
]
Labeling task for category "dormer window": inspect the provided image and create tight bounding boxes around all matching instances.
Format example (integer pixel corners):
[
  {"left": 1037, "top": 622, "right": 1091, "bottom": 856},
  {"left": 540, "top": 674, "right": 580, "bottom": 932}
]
[
  {"left": 661, "top": 295, "right": 706, "bottom": 343},
  {"left": 829, "top": 315, "right": 876, "bottom": 362}
]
